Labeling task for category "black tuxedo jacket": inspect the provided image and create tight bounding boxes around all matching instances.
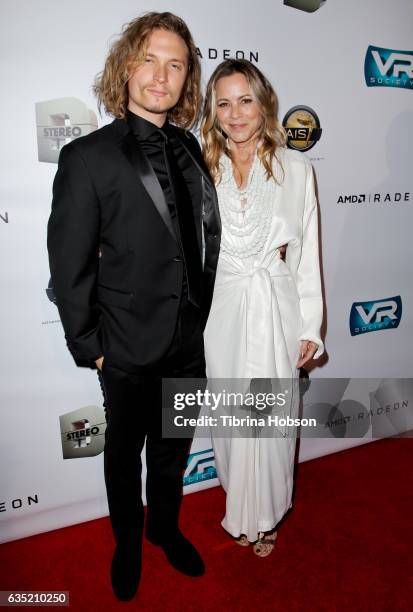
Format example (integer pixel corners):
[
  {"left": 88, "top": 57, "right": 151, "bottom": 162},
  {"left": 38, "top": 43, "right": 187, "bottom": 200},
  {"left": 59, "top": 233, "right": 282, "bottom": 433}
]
[{"left": 47, "top": 117, "right": 221, "bottom": 371}]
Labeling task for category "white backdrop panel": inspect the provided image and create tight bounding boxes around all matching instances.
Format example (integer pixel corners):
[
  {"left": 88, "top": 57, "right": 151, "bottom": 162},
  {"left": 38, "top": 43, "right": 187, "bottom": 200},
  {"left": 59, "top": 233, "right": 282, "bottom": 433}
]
[{"left": 0, "top": 0, "right": 412, "bottom": 543}]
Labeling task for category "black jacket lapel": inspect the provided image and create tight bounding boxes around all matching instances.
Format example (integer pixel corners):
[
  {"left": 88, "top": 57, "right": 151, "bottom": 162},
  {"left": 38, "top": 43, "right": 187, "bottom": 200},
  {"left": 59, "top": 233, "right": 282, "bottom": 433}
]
[
  {"left": 174, "top": 130, "right": 221, "bottom": 229},
  {"left": 174, "top": 129, "right": 214, "bottom": 187}
]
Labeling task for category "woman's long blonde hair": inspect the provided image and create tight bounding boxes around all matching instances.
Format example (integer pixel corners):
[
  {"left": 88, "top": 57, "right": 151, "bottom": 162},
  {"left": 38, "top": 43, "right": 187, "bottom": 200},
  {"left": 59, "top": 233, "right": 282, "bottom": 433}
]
[
  {"left": 200, "top": 59, "right": 287, "bottom": 183},
  {"left": 93, "top": 12, "right": 202, "bottom": 129}
]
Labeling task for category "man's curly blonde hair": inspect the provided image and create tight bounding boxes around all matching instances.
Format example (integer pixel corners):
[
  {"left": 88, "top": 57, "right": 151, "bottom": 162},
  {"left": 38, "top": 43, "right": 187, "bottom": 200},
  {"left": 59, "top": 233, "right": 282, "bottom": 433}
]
[{"left": 93, "top": 12, "right": 202, "bottom": 129}]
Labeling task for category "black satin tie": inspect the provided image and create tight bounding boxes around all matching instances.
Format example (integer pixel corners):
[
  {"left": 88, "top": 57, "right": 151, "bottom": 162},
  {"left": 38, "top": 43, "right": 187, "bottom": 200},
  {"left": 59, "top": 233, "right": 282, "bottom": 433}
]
[{"left": 161, "top": 132, "right": 203, "bottom": 308}]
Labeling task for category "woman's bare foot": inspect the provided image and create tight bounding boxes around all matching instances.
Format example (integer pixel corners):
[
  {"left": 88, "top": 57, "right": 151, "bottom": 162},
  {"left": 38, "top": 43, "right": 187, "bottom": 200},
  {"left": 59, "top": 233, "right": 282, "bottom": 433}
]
[{"left": 253, "top": 530, "right": 278, "bottom": 557}]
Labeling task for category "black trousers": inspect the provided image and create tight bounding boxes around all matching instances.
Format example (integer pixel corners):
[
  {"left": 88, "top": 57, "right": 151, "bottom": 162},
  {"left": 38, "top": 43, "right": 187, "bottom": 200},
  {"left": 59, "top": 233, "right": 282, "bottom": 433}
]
[{"left": 98, "top": 294, "right": 205, "bottom": 546}]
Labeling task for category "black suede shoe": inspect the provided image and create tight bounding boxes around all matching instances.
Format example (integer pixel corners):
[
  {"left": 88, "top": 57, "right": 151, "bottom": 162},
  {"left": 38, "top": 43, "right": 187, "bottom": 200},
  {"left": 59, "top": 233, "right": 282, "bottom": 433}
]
[
  {"left": 110, "top": 540, "right": 142, "bottom": 601},
  {"left": 146, "top": 529, "right": 205, "bottom": 577}
]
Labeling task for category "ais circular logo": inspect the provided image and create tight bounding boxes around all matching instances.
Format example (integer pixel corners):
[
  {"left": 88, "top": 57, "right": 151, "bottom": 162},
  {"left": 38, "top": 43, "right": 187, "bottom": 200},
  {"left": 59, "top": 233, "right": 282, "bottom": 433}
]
[{"left": 282, "top": 105, "right": 322, "bottom": 152}]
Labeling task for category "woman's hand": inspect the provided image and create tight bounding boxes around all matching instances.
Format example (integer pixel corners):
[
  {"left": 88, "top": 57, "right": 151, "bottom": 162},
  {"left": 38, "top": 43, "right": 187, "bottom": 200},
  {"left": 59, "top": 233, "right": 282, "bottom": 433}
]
[{"left": 296, "top": 340, "right": 318, "bottom": 369}]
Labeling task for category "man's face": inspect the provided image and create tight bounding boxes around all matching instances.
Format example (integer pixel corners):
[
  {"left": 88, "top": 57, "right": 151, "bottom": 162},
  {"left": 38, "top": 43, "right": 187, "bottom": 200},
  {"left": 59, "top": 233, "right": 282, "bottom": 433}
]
[{"left": 127, "top": 28, "right": 189, "bottom": 126}]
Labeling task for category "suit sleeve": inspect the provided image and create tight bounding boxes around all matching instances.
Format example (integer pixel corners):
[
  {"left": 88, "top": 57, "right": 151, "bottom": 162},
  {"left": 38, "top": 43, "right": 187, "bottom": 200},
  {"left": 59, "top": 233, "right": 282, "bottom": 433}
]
[
  {"left": 47, "top": 143, "right": 102, "bottom": 366},
  {"left": 295, "top": 160, "right": 324, "bottom": 359},
  {"left": 185, "top": 128, "right": 220, "bottom": 330}
]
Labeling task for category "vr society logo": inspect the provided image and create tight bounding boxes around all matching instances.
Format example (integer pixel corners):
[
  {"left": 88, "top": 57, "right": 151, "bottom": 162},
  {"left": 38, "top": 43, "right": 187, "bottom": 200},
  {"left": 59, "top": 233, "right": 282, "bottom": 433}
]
[
  {"left": 60, "top": 405, "right": 106, "bottom": 459},
  {"left": 183, "top": 448, "right": 217, "bottom": 486},
  {"left": 36, "top": 97, "right": 98, "bottom": 163},
  {"left": 282, "top": 106, "right": 322, "bottom": 152},
  {"left": 284, "top": 0, "right": 326, "bottom": 12},
  {"left": 349, "top": 296, "right": 402, "bottom": 336},
  {"left": 364, "top": 46, "right": 413, "bottom": 90}
]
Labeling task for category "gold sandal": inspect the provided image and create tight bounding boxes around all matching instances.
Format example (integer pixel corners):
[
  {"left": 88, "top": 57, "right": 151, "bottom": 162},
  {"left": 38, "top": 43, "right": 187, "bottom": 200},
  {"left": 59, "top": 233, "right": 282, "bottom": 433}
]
[
  {"left": 235, "top": 534, "right": 250, "bottom": 547},
  {"left": 253, "top": 530, "right": 278, "bottom": 557}
]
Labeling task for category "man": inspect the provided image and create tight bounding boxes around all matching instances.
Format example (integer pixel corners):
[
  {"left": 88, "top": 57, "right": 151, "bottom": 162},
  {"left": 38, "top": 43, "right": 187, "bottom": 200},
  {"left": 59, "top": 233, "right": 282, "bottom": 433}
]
[{"left": 47, "top": 12, "right": 220, "bottom": 601}]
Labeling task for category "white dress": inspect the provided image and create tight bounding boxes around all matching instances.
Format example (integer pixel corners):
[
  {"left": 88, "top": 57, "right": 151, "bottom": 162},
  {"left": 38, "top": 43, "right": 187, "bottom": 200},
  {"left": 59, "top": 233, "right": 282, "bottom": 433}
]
[{"left": 204, "top": 147, "right": 324, "bottom": 542}]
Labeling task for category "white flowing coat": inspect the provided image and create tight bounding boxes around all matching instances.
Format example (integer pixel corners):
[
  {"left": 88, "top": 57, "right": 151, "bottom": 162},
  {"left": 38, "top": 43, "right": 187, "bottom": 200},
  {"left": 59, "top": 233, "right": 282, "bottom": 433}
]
[{"left": 204, "top": 147, "right": 324, "bottom": 541}]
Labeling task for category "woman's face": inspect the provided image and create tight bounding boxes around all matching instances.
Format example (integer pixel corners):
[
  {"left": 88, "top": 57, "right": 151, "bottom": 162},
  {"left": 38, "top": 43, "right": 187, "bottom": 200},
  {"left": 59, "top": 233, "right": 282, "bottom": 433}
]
[{"left": 215, "top": 72, "right": 262, "bottom": 146}]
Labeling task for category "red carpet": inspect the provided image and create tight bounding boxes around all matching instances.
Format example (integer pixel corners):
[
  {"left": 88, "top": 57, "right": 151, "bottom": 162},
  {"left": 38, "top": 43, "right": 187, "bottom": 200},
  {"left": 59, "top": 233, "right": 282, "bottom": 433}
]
[{"left": 1, "top": 437, "right": 412, "bottom": 611}]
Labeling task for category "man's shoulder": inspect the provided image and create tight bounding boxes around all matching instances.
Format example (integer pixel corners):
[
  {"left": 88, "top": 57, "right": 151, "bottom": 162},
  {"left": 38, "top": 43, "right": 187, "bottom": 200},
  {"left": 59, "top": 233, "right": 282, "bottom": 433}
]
[
  {"left": 170, "top": 125, "right": 201, "bottom": 149},
  {"left": 57, "top": 118, "right": 128, "bottom": 166},
  {"left": 170, "top": 126, "right": 215, "bottom": 184},
  {"left": 69, "top": 119, "right": 122, "bottom": 152}
]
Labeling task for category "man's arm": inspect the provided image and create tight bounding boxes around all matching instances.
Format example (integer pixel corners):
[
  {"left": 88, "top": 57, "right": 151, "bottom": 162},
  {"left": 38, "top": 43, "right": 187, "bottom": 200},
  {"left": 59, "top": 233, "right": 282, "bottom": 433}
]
[{"left": 47, "top": 143, "right": 103, "bottom": 367}]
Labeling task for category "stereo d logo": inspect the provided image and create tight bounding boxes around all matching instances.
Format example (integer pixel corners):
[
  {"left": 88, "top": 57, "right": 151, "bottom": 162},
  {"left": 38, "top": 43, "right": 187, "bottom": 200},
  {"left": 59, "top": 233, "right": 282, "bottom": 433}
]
[
  {"left": 282, "top": 106, "right": 322, "bottom": 152},
  {"left": 183, "top": 448, "right": 217, "bottom": 486},
  {"left": 60, "top": 406, "right": 106, "bottom": 459},
  {"left": 36, "top": 97, "right": 98, "bottom": 163},
  {"left": 364, "top": 46, "right": 413, "bottom": 90},
  {"left": 70, "top": 419, "right": 94, "bottom": 448},
  {"left": 349, "top": 296, "right": 402, "bottom": 336}
]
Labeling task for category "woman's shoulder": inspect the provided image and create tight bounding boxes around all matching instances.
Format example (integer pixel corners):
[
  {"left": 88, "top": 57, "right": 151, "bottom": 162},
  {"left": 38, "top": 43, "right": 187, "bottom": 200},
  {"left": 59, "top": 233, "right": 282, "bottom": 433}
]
[{"left": 276, "top": 146, "right": 312, "bottom": 171}]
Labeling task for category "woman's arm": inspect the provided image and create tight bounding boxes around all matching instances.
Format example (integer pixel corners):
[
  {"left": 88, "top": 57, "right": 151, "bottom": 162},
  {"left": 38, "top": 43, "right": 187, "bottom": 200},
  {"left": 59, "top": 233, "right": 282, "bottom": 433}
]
[{"left": 295, "top": 159, "right": 324, "bottom": 361}]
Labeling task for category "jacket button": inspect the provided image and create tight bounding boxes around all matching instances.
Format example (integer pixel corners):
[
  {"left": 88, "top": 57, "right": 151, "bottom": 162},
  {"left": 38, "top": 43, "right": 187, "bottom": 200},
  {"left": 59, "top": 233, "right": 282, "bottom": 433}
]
[
  {"left": 170, "top": 293, "right": 179, "bottom": 299},
  {"left": 209, "top": 233, "right": 217, "bottom": 240},
  {"left": 173, "top": 256, "right": 182, "bottom": 262}
]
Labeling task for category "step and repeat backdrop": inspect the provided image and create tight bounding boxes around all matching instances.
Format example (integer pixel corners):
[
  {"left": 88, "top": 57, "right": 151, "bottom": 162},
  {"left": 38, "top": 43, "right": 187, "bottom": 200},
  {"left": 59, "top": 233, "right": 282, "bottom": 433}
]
[{"left": 1, "top": 0, "right": 412, "bottom": 542}]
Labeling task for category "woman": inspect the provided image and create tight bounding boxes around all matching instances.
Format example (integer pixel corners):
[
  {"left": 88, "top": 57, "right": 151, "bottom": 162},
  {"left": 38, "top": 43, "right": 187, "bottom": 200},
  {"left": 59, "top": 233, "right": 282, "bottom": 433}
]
[{"left": 200, "top": 59, "right": 324, "bottom": 557}]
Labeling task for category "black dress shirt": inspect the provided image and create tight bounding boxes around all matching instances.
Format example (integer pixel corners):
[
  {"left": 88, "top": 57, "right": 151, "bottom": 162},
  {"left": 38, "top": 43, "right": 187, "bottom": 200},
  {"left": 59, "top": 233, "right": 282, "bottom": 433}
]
[{"left": 126, "top": 110, "right": 203, "bottom": 303}]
